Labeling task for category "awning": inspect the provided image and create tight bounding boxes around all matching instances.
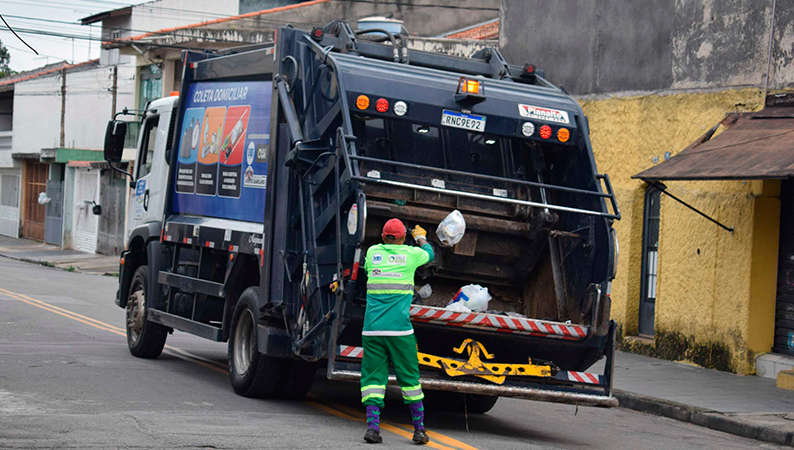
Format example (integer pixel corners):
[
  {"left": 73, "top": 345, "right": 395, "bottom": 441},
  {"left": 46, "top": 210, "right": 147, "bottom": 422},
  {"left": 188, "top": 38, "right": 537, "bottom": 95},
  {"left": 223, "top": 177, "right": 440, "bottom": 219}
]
[{"left": 633, "top": 105, "right": 794, "bottom": 181}]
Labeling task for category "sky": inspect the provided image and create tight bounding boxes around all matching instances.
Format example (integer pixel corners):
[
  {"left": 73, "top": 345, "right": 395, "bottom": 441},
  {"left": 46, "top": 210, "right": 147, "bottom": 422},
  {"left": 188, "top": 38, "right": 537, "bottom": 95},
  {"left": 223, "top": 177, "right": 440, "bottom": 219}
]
[{"left": 1, "top": 0, "right": 178, "bottom": 72}]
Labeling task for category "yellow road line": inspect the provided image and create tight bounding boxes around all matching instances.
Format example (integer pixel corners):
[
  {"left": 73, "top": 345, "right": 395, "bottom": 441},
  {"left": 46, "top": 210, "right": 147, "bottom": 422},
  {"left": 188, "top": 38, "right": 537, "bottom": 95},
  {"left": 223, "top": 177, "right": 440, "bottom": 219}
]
[
  {"left": 0, "top": 286, "right": 479, "bottom": 449},
  {"left": 331, "top": 402, "right": 479, "bottom": 450},
  {"left": 308, "top": 400, "right": 458, "bottom": 450}
]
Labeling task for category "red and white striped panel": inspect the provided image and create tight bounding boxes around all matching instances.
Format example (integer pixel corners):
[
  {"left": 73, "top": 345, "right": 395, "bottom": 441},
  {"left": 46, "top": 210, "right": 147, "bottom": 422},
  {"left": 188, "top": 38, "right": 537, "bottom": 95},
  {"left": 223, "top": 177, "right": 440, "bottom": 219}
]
[
  {"left": 562, "top": 371, "right": 603, "bottom": 385},
  {"left": 338, "top": 345, "right": 364, "bottom": 358},
  {"left": 409, "top": 306, "right": 588, "bottom": 341}
]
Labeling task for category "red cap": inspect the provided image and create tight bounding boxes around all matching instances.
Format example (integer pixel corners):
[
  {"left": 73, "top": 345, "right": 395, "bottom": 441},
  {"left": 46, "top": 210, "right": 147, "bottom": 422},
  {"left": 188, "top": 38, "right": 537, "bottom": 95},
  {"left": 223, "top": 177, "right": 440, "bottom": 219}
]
[{"left": 382, "top": 218, "right": 406, "bottom": 238}]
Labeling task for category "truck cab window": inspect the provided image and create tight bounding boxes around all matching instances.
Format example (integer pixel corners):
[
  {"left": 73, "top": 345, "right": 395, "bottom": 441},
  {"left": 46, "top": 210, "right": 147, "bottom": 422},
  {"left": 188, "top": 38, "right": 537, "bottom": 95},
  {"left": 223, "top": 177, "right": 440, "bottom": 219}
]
[{"left": 137, "top": 115, "right": 160, "bottom": 179}]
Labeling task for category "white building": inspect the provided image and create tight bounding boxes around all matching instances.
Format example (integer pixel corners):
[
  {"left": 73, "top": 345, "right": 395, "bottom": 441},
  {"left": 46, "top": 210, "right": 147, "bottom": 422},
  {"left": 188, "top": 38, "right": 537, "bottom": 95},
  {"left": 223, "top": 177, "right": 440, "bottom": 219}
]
[{"left": 0, "top": 0, "right": 239, "bottom": 251}]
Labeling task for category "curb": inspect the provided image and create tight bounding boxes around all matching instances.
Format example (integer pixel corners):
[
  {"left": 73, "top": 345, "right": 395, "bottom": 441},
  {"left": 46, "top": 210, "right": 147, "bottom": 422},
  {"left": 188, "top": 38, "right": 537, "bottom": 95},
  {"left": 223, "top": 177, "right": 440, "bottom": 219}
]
[
  {"left": 0, "top": 252, "right": 117, "bottom": 277},
  {"left": 614, "top": 390, "right": 794, "bottom": 447}
]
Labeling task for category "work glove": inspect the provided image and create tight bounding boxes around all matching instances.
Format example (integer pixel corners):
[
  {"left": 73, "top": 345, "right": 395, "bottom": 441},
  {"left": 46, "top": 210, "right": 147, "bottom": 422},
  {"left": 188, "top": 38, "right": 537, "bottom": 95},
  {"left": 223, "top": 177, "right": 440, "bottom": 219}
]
[{"left": 411, "top": 225, "right": 427, "bottom": 240}]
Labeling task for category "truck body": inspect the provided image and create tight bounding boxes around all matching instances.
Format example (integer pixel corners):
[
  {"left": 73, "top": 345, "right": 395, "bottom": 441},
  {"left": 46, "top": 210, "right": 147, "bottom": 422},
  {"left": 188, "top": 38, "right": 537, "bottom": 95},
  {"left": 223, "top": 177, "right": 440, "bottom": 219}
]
[{"left": 108, "top": 22, "right": 621, "bottom": 409}]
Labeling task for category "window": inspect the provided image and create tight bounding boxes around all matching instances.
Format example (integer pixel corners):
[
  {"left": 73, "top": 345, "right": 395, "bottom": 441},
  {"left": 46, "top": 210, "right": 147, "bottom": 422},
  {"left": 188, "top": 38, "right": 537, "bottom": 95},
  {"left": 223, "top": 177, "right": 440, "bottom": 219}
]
[
  {"left": 138, "top": 64, "right": 162, "bottom": 109},
  {"left": 136, "top": 115, "right": 160, "bottom": 179},
  {"left": 639, "top": 185, "right": 661, "bottom": 336}
]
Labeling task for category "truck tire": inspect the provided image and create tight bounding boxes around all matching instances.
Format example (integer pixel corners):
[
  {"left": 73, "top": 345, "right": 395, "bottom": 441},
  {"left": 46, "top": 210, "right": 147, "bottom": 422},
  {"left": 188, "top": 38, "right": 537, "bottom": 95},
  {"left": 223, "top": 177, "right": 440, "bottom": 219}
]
[
  {"left": 228, "top": 287, "right": 288, "bottom": 398},
  {"left": 276, "top": 360, "right": 317, "bottom": 400},
  {"left": 126, "top": 266, "right": 168, "bottom": 358},
  {"left": 425, "top": 392, "right": 499, "bottom": 414},
  {"left": 463, "top": 394, "right": 499, "bottom": 414}
]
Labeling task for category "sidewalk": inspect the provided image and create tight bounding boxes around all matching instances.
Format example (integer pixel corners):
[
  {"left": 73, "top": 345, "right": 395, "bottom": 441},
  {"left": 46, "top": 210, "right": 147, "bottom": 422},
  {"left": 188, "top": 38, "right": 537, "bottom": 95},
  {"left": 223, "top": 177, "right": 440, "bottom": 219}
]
[
  {"left": 595, "top": 351, "right": 794, "bottom": 446},
  {"left": 0, "top": 235, "right": 119, "bottom": 275}
]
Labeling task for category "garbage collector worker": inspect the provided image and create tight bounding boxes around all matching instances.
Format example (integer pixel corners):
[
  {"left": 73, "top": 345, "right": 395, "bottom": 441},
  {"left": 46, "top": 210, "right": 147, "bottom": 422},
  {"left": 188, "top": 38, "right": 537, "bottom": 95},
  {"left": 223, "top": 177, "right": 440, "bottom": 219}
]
[{"left": 361, "top": 218, "right": 434, "bottom": 444}]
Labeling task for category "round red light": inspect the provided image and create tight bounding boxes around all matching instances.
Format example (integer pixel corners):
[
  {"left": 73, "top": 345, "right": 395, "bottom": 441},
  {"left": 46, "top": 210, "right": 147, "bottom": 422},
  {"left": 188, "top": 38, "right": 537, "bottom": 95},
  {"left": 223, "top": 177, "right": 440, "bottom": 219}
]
[
  {"left": 539, "top": 125, "right": 552, "bottom": 139},
  {"left": 314, "top": 29, "right": 323, "bottom": 37},
  {"left": 375, "top": 98, "right": 389, "bottom": 113}
]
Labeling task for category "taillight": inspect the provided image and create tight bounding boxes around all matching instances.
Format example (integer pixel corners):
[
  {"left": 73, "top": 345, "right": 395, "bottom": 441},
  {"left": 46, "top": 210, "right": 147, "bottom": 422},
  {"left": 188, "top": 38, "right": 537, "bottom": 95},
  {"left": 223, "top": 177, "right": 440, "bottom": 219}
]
[
  {"left": 375, "top": 98, "right": 389, "bottom": 113},
  {"left": 557, "top": 128, "right": 570, "bottom": 142},
  {"left": 394, "top": 101, "right": 408, "bottom": 116},
  {"left": 539, "top": 125, "right": 552, "bottom": 139},
  {"left": 521, "top": 122, "right": 535, "bottom": 137},
  {"left": 356, "top": 95, "right": 370, "bottom": 110}
]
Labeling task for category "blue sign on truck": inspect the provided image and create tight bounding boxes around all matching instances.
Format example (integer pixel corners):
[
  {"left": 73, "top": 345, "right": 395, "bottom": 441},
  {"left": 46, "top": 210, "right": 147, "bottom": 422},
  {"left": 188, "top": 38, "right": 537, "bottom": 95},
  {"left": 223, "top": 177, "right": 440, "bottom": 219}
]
[{"left": 172, "top": 80, "right": 271, "bottom": 223}]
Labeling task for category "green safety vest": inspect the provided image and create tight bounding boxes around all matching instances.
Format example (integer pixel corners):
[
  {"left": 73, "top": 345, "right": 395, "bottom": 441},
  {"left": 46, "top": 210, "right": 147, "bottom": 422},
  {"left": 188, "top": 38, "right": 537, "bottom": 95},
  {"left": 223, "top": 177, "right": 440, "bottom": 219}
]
[{"left": 363, "top": 243, "right": 434, "bottom": 336}]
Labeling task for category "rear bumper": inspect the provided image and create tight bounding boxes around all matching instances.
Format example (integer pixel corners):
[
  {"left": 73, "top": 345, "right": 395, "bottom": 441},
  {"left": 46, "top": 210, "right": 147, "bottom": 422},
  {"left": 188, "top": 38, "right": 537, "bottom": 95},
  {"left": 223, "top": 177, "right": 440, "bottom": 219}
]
[{"left": 327, "top": 369, "right": 618, "bottom": 408}]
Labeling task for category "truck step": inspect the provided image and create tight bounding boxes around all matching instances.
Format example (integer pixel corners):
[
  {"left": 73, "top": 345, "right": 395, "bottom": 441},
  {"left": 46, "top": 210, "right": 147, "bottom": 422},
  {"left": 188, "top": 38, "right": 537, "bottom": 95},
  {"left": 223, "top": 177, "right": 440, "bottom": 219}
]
[{"left": 409, "top": 306, "right": 589, "bottom": 341}]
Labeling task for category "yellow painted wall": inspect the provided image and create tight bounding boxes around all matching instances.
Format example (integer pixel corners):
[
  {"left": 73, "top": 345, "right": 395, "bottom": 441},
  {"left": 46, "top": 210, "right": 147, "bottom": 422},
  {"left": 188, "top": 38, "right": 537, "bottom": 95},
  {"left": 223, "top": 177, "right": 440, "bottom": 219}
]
[{"left": 580, "top": 89, "right": 779, "bottom": 374}]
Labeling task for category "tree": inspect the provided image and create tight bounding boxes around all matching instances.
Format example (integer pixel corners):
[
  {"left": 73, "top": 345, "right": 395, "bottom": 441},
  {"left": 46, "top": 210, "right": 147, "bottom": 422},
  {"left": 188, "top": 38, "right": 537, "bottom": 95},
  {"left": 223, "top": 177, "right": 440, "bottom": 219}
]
[{"left": 0, "top": 39, "right": 14, "bottom": 78}]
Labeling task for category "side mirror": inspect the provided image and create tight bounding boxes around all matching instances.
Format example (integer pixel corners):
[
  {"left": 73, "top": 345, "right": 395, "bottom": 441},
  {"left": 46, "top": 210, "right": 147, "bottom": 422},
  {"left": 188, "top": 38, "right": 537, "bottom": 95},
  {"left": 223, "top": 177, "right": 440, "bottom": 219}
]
[{"left": 104, "top": 120, "right": 127, "bottom": 162}]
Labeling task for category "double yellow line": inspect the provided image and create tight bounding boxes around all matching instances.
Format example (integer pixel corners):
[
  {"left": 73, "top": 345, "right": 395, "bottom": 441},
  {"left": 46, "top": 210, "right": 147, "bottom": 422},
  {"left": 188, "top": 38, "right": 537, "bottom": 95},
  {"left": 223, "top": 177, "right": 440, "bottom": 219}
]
[{"left": 0, "top": 286, "right": 479, "bottom": 450}]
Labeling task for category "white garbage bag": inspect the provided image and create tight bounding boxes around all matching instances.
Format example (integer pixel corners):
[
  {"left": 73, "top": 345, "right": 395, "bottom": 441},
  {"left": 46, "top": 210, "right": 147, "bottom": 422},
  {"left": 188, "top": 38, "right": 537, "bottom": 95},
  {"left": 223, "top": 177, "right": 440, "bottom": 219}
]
[
  {"left": 448, "top": 284, "right": 491, "bottom": 312},
  {"left": 445, "top": 301, "right": 472, "bottom": 313},
  {"left": 436, "top": 210, "right": 466, "bottom": 246},
  {"left": 417, "top": 284, "right": 432, "bottom": 299}
]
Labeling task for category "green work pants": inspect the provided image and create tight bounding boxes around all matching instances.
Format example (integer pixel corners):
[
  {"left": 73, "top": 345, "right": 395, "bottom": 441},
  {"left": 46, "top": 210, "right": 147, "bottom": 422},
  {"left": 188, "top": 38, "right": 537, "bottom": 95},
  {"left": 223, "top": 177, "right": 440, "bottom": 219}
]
[{"left": 360, "top": 334, "right": 424, "bottom": 407}]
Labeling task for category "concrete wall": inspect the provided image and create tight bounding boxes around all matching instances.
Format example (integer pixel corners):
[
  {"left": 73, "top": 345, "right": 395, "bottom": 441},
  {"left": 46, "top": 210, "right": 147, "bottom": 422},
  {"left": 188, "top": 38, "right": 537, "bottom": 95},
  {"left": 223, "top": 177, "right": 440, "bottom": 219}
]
[
  {"left": 12, "top": 75, "right": 62, "bottom": 153},
  {"left": 580, "top": 88, "right": 776, "bottom": 373},
  {"left": 145, "top": 0, "right": 500, "bottom": 46},
  {"left": 499, "top": 0, "right": 794, "bottom": 95},
  {"left": 12, "top": 64, "right": 135, "bottom": 155},
  {"left": 128, "top": 0, "right": 238, "bottom": 37}
]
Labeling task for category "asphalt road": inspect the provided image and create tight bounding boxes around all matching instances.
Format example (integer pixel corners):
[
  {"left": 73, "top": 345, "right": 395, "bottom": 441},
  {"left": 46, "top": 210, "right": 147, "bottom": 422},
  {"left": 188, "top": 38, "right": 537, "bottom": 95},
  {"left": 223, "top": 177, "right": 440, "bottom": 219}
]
[{"left": 0, "top": 256, "right": 782, "bottom": 449}]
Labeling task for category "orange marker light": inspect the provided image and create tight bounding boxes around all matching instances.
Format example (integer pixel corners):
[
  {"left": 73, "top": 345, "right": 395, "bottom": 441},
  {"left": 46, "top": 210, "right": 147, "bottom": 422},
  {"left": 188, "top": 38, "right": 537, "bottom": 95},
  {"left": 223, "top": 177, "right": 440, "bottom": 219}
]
[
  {"left": 557, "top": 128, "right": 570, "bottom": 142},
  {"left": 465, "top": 79, "right": 480, "bottom": 95},
  {"left": 120, "top": 257, "right": 125, "bottom": 266},
  {"left": 539, "top": 125, "right": 552, "bottom": 139},
  {"left": 170, "top": 91, "right": 179, "bottom": 97},
  {"left": 356, "top": 95, "right": 370, "bottom": 110},
  {"left": 375, "top": 98, "right": 389, "bottom": 113}
]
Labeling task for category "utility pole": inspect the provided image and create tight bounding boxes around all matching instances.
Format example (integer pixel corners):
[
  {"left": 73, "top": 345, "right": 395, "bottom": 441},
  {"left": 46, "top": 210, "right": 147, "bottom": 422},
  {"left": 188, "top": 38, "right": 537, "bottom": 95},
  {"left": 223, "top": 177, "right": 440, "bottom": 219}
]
[
  {"left": 111, "top": 65, "right": 118, "bottom": 116},
  {"left": 60, "top": 67, "right": 66, "bottom": 148}
]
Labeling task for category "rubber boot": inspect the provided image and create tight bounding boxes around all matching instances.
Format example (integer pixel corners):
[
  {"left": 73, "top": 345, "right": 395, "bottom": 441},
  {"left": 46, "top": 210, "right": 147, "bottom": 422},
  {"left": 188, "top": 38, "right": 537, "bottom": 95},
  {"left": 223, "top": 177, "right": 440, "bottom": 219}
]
[
  {"left": 409, "top": 402, "right": 430, "bottom": 444},
  {"left": 364, "top": 405, "right": 382, "bottom": 444}
]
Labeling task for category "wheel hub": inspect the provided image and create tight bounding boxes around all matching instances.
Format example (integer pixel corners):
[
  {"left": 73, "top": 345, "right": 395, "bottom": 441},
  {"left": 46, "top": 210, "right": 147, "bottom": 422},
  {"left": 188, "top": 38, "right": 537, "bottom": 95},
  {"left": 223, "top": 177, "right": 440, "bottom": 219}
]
[
  {"left": 233, "top": 310, "right": 255, "bottom": 375},
  {"left": 126, "top": 288, "right": 145, "bottom": 343}
]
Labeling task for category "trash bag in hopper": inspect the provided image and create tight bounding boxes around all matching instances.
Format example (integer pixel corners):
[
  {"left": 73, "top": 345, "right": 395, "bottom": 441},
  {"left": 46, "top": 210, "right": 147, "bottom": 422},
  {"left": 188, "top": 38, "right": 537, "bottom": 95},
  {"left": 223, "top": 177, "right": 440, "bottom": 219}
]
[
  {"left": 436, "top": 210, "right": 466, "bottom": 246},
  {"left": 448, "top": 284, "right": 491, "bottom": 312}
]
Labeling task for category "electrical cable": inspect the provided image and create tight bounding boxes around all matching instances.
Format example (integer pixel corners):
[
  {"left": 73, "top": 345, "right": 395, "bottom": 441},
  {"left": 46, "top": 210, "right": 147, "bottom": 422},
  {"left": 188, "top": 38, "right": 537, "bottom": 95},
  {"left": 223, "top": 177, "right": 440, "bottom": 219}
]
[
  {"left": 1, "top": 14, "right": 259, "bottom": 44},
  {"left": 0, "top": 14, "right": 39, "bottom": 55}
]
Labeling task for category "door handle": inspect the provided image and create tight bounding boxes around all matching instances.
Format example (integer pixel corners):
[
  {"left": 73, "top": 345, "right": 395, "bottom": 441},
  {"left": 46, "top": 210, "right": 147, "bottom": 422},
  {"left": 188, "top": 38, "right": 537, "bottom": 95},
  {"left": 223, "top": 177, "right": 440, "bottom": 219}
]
[{"left": 143, "top": 189, "right": 150, "bottom": 211}]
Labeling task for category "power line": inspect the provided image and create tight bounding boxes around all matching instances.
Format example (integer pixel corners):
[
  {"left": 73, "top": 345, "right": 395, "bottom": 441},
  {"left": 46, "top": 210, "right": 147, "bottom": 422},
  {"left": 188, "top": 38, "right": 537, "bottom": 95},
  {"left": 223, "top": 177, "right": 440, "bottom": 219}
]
[
  {"left": 0, "top": 13, "right": 39, "bottom": 55},
  {"left": 2, "top": 14, "right": 264, "bottom": 44}
]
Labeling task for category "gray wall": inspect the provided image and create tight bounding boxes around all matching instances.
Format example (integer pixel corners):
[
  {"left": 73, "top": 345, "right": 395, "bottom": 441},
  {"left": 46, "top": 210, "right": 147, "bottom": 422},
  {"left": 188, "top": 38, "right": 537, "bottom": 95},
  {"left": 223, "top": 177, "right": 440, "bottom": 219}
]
[
  {"left": 499, "top": 0, "right": 794, "bottom": 95},
  {"left": 240, "top": 0, "right": 500, "bottom": 36}
]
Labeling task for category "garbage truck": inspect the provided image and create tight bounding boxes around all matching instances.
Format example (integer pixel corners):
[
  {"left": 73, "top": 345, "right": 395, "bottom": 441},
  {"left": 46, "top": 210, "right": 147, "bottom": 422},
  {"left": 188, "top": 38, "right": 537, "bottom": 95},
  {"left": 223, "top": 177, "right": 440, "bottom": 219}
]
[{"left": 103, "top": 21, "right": 621, "bottom": 411}]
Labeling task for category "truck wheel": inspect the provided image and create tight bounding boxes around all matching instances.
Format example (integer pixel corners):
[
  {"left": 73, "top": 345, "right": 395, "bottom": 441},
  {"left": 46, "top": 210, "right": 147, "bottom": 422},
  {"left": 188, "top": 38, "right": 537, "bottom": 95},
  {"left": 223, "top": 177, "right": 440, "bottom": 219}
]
[
  {"left": 126, "top": 266, "right": 168, "bottom": 359},
  {"left": 464, "top": 394, "right": 499, "bottom": 414},
  {"left": 228, "top": 287, "right": 288, "bottom": 398},
  {"left": 276, "top": 360, "right": 317, "bottom": 400},
  {"left": 425, "top": 392, "right": 499, "bottom": 414}
]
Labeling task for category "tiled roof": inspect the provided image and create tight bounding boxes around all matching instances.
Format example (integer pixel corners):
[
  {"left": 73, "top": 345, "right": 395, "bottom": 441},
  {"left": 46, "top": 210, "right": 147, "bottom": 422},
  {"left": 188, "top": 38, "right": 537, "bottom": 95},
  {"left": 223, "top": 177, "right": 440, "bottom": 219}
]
[
  {"left": 446, "top": 19, "right": 499, "bottom": 40},
  {"left": 105, "top": 0, "right": 332, "bottom": 45},
  {"left": 0, "top": 59, "right": 100, "bottom": 87}
]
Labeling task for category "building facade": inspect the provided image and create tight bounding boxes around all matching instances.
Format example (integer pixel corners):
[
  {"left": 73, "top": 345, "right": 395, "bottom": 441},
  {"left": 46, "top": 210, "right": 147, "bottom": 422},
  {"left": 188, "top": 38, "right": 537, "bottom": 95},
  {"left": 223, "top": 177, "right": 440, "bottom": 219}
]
[{"left": 500, "top": 0, "right": 792, "bottom": 375}]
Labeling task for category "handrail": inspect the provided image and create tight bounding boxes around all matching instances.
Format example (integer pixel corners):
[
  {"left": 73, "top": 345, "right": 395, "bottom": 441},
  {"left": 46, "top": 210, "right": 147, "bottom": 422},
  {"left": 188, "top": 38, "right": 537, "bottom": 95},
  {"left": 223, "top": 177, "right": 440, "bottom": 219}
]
[
  {"left": 352, "top": 175, "right": 620, "bottom": 220},
  {"left": 350, "top": 154, "right": 612, "bottom": 199}
]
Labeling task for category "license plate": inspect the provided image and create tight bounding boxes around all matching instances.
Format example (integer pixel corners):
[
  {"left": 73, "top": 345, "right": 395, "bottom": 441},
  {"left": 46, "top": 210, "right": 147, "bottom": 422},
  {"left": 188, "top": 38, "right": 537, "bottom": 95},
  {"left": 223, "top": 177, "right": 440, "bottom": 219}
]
[{"left": 441, "top": 110, "right": 486, "bottom": 132}]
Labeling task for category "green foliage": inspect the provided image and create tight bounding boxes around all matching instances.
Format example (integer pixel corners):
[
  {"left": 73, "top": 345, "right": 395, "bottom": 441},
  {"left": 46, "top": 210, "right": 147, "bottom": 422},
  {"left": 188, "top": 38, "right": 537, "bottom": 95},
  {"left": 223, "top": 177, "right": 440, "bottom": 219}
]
[{"left": 0, "top": 39, "right": 15, "bottom": 78}]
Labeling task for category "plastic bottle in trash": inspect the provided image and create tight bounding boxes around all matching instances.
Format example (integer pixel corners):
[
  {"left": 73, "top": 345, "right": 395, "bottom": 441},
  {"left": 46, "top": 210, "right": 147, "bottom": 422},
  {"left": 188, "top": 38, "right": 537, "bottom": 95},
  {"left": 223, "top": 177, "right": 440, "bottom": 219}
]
[{"left": 223, "top": 109, "right": 248, "bottom": 159}]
